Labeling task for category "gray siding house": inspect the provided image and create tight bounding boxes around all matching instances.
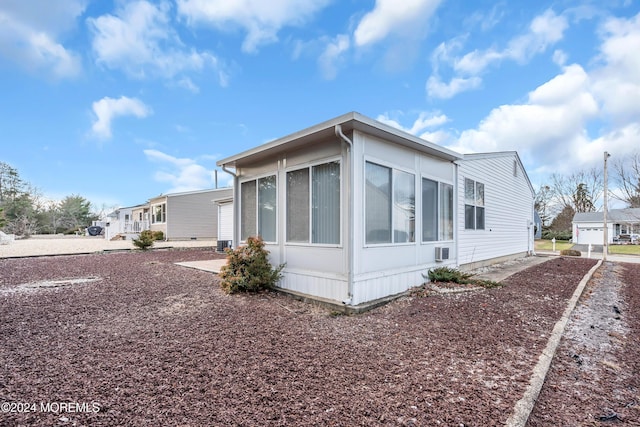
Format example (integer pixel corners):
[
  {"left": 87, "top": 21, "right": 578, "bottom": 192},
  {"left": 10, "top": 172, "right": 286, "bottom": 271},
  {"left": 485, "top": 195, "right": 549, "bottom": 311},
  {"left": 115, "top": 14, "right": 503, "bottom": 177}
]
[
  {"left": 148, "top": 188, "right": 233, "bottom": 241},
  {"left": 217, "top": 112, "right": 534, "bottom": 308}
]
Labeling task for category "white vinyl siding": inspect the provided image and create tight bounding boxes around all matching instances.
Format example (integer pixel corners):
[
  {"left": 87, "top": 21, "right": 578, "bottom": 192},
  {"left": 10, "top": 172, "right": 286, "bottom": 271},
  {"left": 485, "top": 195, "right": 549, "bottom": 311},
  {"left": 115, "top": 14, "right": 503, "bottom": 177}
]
[{"left": 458, "top": 154, "right": 533, "bottom": 267}]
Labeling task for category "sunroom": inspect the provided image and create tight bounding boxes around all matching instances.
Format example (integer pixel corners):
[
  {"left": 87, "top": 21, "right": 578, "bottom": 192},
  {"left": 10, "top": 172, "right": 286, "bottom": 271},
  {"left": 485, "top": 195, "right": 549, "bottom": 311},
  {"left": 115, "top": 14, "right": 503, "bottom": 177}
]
[{"left": 218, "top": 112, "right": 462, "bottom": 308}]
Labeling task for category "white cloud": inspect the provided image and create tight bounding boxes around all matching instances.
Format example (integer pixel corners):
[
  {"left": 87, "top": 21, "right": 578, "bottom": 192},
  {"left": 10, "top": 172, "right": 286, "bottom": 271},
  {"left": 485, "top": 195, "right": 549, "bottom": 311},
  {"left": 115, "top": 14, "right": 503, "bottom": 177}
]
[
  {"left": 426, "top": 75, "right": 482, "bottom": 99},
  {"left": 454, "top": 9, "right": 568, "bottom": 75},
  {"left": 0, "top": 0, "right": 85, "bottom": 78},
  {"left": 436, "top": 12, "right": 640, "bottom": 186},
  {"left": 91, "top": 96, "right": 152, "bottom": 139},
  {"left": 590, "top": 12, "right": 640, "bottom": 126},
  {"left": 176, "top": 0, "right": 330, "bottom": 53},
  {"left": 143, "top": 149, "right": 218, "bottom": 193},
  {"left": 353, "top": 0, "right": 442, "bottom": 47},
  {"left": 88, "top": 0, "right": 228, "bottom": 86},
  {"left": 318, "top": 34, "right": 350, "bottom": 80},
  {"left": 377, "top": 111, "right": 451, "bottom": 137},
  {"left": 449, "top": 64, "right": 597, "bottom": 159},
  {"left": 428, "top": 9, "right": 568, "bottom": 99},
  {"left": 552, "top": 49, "right": 567, "bottom": 65}
]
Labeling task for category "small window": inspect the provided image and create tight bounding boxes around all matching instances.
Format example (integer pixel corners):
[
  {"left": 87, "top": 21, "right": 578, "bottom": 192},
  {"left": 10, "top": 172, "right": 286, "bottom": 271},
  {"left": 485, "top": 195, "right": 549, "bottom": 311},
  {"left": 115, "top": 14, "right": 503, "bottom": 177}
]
[
  {"left": 151, "top": 203, "right": 166, "bottom": 224},
  {"left": 464, "top": 178, "right": 485, "bottom": 230},
  {"left": 240, "top": 175, "right": 277, "bottom": 242}
]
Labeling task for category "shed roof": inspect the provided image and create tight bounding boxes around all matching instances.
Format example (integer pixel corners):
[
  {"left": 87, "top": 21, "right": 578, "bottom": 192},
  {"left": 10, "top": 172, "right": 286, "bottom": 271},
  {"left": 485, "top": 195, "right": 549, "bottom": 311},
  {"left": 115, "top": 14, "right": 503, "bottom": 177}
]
[
  {"left": 216, "top": 112, "right": 463, "bottom": 168},
  {"left": 573, "top": 208, "right": 640, "bottom": 223}
]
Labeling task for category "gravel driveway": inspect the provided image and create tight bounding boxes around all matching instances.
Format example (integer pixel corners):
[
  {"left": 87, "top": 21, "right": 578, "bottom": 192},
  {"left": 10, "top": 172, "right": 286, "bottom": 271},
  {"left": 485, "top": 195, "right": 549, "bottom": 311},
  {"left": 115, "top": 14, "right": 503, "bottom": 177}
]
[
  {"left": 0, "top": 249, "right": 607, "bottom": 426},
  {"left": 0, "top": 235, "right": 215, "bottom": 258}
]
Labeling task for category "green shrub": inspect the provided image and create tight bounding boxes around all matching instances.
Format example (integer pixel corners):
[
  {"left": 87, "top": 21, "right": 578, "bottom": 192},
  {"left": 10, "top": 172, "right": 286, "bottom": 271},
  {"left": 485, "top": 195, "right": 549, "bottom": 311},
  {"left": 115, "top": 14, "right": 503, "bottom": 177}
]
[
  {"left": 541, "top": 230, "right": 573, "bottom": 241},
  {"left": 427, "top": 266, "right": 473, "bottom": 284},
  {"left": 219, "top": 236, "right": 285, "bottom": 294},
  {"left": 152, "top": 230, "right": 164, "bottom": 241},
  {"left": 425, "top": 266, "right": 501, "bottom": 289},
  {"left": 133, "top": 230, "right": 155, "bottom": 250},
  {"left": 560, "top": 249, "right": 581, "bottom": 257}
]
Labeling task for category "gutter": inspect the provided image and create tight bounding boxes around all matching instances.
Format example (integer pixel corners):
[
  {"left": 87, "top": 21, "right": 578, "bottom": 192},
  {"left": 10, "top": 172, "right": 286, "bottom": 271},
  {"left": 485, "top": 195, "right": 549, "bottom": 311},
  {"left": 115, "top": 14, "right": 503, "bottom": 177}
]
[
  {"left": 335, "top": 124, "right": 355, "bottom": 305},
  {"left": 221, "top": 165, "right": 239, "bottom": 248}
]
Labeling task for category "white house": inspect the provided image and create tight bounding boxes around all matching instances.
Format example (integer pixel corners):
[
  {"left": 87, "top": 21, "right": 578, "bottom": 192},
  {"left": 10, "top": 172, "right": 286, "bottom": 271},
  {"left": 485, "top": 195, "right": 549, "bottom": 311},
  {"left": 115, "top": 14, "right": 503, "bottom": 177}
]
[
  {"left": 217, "top": 112, "right": 534, "bottom": 309},
  {"left": 103, "top": 203, "right": 149, "bottom": 240},
  {"left": 572, "top": 208, "right": 640, "bottom": 245}
]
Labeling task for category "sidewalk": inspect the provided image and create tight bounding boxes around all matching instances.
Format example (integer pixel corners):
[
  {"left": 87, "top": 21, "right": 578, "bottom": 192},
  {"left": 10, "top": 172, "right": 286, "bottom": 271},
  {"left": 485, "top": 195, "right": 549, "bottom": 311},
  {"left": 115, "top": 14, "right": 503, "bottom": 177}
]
[{"left": 536, "top": 249, "right": 640, "bottom": 264}]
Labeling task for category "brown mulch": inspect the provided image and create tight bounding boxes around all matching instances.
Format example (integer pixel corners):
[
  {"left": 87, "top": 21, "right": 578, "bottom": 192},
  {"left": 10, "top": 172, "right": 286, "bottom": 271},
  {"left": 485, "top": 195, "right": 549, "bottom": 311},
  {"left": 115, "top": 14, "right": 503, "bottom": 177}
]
[
  {"left": 527, "top": 261, "right": 640, "bottom": 426},
  {"left": 0, "top": 251, "right": 597, "bottom": 426}
]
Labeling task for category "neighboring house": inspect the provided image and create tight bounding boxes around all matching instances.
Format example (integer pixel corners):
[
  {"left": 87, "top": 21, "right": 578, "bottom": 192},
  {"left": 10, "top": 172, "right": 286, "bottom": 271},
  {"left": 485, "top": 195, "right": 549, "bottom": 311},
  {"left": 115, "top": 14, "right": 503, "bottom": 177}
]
[
  {"left": 217, "top": 112, "right": 535, "bottom": 308},
  {"left": 572, "top": 208, "right": 640, "bottom": 245},
  {"left": 103, "top": 203, "right": 149, "bottom": 240},
  {"left": 148, "top": 188, "right": 234, "bottom": 241},
  {"left": 534, "top": 211, "right": 543, "bottom": 239}
]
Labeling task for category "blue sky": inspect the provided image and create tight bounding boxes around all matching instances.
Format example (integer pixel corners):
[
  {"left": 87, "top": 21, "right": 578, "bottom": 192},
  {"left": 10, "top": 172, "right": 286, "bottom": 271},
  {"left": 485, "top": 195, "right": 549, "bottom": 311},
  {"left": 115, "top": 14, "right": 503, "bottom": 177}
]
[{"left": 1, "top": 0, "right": 639, "bottom": 213}]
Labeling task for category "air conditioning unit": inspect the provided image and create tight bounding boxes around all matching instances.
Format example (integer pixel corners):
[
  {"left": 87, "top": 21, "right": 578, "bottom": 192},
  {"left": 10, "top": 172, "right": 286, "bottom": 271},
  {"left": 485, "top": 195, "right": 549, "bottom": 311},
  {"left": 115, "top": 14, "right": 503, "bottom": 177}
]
[
  {"left": 217, "top": 240, "right": 233, "bottom": 253},
  {"left": 435, "top": 247, "right": 450, "bottom": 262}
]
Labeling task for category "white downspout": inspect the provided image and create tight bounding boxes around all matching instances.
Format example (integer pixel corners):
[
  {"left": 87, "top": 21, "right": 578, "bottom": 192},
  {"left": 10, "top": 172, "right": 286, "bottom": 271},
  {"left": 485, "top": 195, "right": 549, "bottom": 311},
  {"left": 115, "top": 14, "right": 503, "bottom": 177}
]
[
  {"left": 454, "top": 160, "right": 460, "bottom": 268},
  {"left": 221, "top": 164, "right": 238, "bottom": 248},
  {"left": 335, "top": 125, "right": 354, "bottom": 305}
]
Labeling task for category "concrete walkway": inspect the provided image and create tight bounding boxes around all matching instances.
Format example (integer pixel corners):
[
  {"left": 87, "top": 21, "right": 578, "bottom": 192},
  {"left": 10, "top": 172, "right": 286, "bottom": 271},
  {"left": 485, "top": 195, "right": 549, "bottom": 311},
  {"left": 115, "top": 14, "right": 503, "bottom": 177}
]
[{"left": 175, "top": 259, "right": 228, "bottom": 273}]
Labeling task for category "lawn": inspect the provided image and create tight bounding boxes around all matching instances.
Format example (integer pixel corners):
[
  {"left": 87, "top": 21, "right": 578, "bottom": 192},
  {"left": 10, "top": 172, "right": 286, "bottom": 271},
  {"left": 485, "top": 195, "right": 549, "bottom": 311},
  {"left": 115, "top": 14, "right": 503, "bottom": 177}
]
[
  {"left": 535, "top": 239, "right": 574, "bottom": 251},
  {"left": 609, "top": 244, "right": 640, "bottom": 255}
]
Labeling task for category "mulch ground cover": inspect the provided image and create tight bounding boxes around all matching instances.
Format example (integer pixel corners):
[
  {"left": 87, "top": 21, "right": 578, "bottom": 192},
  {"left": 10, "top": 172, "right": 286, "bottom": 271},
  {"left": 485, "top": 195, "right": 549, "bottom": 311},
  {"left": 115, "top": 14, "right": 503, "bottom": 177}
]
[
  {"left": 527, "top": 261, "right": 640, "bottom": 426},
  {"left": 0, "top": 250, "right": 597, "bottom": 426}
]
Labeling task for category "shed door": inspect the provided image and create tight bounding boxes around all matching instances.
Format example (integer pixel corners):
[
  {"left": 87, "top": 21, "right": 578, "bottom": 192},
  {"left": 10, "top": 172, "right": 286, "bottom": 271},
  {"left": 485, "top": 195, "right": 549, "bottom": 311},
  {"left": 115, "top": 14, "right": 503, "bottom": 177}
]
[
  {"left": 218, "top": 203, "right": 234, "bottom": 241},
  {"left": 577, "top": 227, "right": 602, "bottom": 245}
]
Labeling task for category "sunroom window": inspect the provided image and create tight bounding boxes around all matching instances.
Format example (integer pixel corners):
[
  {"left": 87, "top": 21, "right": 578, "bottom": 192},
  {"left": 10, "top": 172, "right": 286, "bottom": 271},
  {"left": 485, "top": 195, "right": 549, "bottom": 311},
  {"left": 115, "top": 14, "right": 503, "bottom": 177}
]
[
  {"left": 365, "top": 161, "right": 415, "bottom": 245},
  {"left": 241, "top": 175, "right": 277, "bottom": 242},
  {"left": 422, "top": 179, "right": 453, "bottom": 242},
  {"left": 286, "top": 161, "right": 340, "bottom": 244}
]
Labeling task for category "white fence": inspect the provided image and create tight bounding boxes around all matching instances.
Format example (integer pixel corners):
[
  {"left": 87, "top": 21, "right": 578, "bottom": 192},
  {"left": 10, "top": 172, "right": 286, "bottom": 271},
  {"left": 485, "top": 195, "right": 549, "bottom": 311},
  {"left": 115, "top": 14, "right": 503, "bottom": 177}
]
[{"left": 105, "top": 220, "right": 149, "bottom": 240}]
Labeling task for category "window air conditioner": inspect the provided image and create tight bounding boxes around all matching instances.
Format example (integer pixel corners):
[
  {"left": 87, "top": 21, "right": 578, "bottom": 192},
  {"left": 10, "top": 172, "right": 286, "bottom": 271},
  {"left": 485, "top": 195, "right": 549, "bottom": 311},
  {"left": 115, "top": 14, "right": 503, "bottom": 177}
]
[{"left": 435, "top": 247, "right": 450, "bottom": 262}]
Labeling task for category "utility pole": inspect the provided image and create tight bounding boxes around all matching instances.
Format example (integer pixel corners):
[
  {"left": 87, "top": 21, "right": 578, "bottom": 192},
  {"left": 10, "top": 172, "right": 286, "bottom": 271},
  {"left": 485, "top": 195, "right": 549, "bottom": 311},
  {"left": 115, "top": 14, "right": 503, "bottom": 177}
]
[{"left": 603, "top": 151, "right": 611, "bottom": 261}]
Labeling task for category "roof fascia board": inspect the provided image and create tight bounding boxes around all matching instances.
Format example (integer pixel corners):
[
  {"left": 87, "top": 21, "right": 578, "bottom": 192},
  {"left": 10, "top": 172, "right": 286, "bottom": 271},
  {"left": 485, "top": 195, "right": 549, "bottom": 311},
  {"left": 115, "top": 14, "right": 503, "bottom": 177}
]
[{"left": 216, "top": 112, "right": 462, "bottom": 167}]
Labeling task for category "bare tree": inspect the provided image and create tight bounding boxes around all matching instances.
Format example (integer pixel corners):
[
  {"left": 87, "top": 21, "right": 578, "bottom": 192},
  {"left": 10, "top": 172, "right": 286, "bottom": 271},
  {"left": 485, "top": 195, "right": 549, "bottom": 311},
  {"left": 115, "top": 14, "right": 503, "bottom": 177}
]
[
  {"left": 551, "top": 168, "right": 603, "bottom": 212},
  {"left": 534, "top": 184, "right": 555, "bottom": 227},
  {"left": 612, "top": 152, "right": 640, "bottom": 208}
]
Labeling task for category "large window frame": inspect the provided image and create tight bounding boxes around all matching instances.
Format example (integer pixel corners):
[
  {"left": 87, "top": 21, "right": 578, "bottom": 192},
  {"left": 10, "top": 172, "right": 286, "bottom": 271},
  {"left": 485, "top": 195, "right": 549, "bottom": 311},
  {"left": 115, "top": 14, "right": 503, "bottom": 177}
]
[
  {"left": 240, "top": 174, "right": 278, "bottom": 243},
  {"left": 421, "top": 178, "right": 454, "bottom": 242},
  {"left": 464, "top": 178, "right": 485, "bottom": 230},
  {"left": 365, "top": 160, "right": 415, "bottom": 246},
  {"left": 286, "top": 159, "right": 341, "bottom": 246},
  {"left": 151, "top": 202, "right": 166, "bottom": 224}
]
